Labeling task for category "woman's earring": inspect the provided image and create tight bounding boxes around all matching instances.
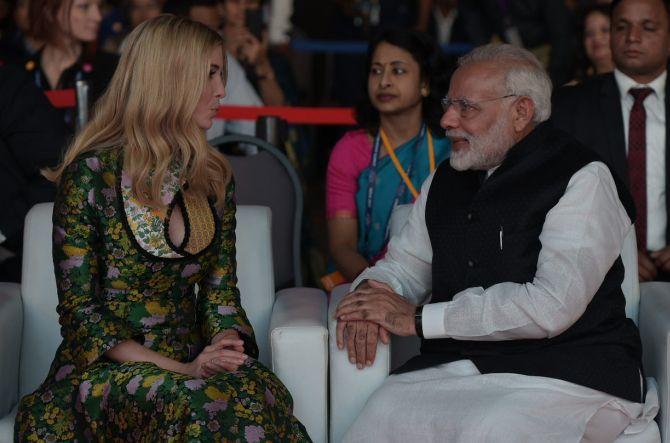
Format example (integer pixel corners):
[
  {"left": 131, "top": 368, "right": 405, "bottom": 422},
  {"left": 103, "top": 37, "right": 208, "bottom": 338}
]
[{"left": 421, "top": 87, "right": 429, "bottom": 97}]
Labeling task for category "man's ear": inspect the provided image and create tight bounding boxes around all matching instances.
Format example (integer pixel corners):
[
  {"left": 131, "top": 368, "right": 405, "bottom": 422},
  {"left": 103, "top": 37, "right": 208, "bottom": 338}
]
[{"left": 512, "top": 96, "right": 535, "bottom": 132}]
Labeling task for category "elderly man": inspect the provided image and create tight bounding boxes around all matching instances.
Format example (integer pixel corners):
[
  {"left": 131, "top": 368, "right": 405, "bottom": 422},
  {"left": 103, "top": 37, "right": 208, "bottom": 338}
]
[{"left": 335, "top": 44, "right": 657, "bottom": 442}]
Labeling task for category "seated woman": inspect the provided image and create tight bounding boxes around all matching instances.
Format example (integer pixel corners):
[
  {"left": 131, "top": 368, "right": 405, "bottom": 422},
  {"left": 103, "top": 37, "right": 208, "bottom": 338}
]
[
  {"left": 22, "top": 0, "right": 118, "bottom": 131},
  {"left": 326, "top": 29, "right": 450, "bottom": 283},
  {"left": 15, "top": 14, "right": 309, "bottom": 442}
]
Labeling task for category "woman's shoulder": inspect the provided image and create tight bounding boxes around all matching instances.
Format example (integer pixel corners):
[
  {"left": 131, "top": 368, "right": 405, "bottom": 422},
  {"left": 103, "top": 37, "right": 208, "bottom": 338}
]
[
  {"left": 62, "top": 149, "right": 119, "bottom": 185},
  {"left": 331, "top": 129, "right": 373, "bottom": 159}
]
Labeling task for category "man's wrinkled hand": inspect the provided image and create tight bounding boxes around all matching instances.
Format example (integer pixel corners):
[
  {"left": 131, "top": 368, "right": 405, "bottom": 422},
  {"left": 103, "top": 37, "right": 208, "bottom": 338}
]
[
  {"left": 336, "top": 280, "right": 417, "bottom": 337},
  {"left": 336, "top": 320, "right": 390, "bottom": 369}
]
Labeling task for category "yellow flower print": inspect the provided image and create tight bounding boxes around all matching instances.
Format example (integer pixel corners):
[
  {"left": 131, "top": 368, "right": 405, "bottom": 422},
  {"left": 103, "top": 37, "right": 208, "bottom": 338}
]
[
  {"left": 111, "top": 280, "right": 128, "bottom": 290},
  {"left": 62, "top": 245, "right": 87, "bottom": 257},
  {"left": 204, "top": 386, "right": 229, "bottom": 402},
  {"left": 92, "top": 383, "right": 106, "bottom": 397},
  {"left": 103, "top": 172, "right": 116, "bottom": 187},
  {"left": 142, "top": 375, "right": 164, "bottom": 388},
  {"left": 146, "top": 301, "right": 169, "bottom": 316}
]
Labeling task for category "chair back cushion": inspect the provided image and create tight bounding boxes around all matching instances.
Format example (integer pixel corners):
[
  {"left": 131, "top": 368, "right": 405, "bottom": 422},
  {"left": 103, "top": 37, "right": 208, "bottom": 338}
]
[
  {"left": 228, "top": 152, "right": 296, "bottom": 288},
  {"left": 19, "top": 203, "right": 274, "bottom": 398}
]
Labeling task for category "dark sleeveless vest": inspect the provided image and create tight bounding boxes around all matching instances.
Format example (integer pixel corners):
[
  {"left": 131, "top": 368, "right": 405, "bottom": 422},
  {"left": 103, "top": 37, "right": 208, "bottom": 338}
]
[{"left": 396, "top": 122, "right": 643, "bottom": 403}]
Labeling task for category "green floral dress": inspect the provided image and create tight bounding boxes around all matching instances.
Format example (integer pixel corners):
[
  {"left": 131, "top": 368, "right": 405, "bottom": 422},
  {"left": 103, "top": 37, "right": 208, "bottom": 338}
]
[{"left": 15, "top": 149, "right": 310, "bottom": 442}]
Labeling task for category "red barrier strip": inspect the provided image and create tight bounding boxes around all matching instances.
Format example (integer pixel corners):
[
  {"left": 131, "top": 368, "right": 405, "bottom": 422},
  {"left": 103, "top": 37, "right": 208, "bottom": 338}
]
[
  {"left": 45, "top": 89, "right": 77, "bottom": 108},
  {"left": 45, "top": 89, "right": 356, "bottom": 125},
  {"left": 215, "top": 105, "right": 355, "bottom": 125}
]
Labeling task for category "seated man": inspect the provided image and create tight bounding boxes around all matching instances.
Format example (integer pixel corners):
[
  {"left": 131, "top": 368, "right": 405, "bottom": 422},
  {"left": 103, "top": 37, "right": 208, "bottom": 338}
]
[{"left": 335, "top": 44, "right": 658, "bottom": 442}]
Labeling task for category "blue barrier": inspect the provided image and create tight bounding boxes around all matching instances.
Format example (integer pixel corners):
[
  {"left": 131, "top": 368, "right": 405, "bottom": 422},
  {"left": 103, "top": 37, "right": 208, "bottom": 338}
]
[{"left": 290, "top": 39, "right": 474, "bottom": 55}]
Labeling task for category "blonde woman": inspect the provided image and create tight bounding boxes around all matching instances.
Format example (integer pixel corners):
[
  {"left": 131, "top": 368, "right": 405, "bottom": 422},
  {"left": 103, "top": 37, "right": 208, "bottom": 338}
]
[{"left": 15, "top": 15, "right": 309, "bottom": 442}]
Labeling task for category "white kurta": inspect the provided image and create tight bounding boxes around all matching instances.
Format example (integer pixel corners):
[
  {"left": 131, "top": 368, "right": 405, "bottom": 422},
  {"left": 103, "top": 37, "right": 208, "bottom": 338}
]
[{"left": 346, "top": 161, "right": 659, "bottom": 442}]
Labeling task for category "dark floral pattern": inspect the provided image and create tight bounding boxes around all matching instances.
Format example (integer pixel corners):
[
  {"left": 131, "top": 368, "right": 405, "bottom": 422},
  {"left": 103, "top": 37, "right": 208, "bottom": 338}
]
[{"left": 15, "top": 149, "right": 310, "bottom": 442}]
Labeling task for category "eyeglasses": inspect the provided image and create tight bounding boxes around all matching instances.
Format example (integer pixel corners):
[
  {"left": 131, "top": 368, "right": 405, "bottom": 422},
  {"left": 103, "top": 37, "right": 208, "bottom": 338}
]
[{"left": 441, "top": 94, "right": 518, "bottom": 119}]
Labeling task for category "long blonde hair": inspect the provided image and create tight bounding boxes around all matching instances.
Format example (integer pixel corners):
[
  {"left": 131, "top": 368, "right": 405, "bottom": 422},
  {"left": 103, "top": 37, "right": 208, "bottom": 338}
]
[{"left": 44, "top": 14, "right": 232, "bottom": 210}]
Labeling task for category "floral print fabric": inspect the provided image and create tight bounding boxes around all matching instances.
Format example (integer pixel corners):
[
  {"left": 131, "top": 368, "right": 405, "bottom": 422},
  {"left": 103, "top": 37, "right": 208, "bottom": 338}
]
[{"left": 14, "top": 149, "right": 310, "bottom": 442}]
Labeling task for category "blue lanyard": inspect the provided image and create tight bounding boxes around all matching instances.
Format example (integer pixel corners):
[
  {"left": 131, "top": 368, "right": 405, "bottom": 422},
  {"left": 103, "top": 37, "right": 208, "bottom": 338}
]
[{"left": 362, "top": 124, "right": 427, "bottom": 260}]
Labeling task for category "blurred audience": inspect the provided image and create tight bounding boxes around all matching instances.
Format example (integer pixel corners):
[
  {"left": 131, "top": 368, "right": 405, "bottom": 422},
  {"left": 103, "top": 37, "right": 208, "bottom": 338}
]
[
  {"left": 553, "top": 0, "right": 670, "bottom": 282},
  {"left": 0, "top": 64, "right": 67, "bottom": 282},
  {"left": 326, "top": 29, "right": 450, "bottom": 282},
  {"left": 458, "top": 0, "right": 575, "bottom": 87},
  {"left": 22, "top": 0, "right": 118, "bottom": 132}
]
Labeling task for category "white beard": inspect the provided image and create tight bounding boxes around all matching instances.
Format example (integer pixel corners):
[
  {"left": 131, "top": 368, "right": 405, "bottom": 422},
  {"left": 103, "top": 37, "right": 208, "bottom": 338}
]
[{"left": 447, "top": 118, "right": 516, "bottom": 171}]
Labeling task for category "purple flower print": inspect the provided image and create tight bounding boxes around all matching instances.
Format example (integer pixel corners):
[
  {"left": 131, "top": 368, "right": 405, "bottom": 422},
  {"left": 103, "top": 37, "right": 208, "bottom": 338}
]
[
  {"left": 78, "top": 380, "right": 92, "bottom": 403},
  {"left": 203, "top": 400, "right": 228, "bottom": 418},
  {"left": 101, "top": 187, "right": 116, "bottom": 203},
  {"left": 264, "top": 388, "right": 276, "bottom": 406},
  {"left": 85, "top": 157, "right": 101, "bottom": 172},
  {"left": 244, "top": 425, "right": 265, "bottom": 443},
  {"left": 126, "top": 375, "right": 143, "bottom": 395},
  {"left": 101, "top": 382, "right": 111, "bottom": 410},
  {"left": 217, "top": 306, "right": 238, "bottom": 316},
  {"left": 181, "top": 264, "right": 201, "bottom": 278},
  {"left": 184, "top": 379, "right": 205, "bottom": 391},
  {"left": 107, "top": 267, "right": 121, "bottom": 279},
  {"left": 55, "top": 364, "right": 75, "bottom": 381},
  {"left": 60, "top": 256, "right": 84, "bottom": 272},
  {"left": 140, "top": 315, "right": 165, "bottom": 327},
  {"left": 146, "top": 377, "right": 165, "bottom": 401},
  {"left": 88, "top": 189, "right": 96, "bottom": 207},
  {"left": 53, "top": 226, "right": 66, "bottom": 245}
]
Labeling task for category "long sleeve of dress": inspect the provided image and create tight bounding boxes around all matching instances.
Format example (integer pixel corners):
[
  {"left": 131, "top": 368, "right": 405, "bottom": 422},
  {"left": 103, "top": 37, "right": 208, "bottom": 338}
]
[
  {"left": 54, "top": 158, "right": 135, "bottom": 372},
  {"left": 197, "top": 180, "right": 259, "bottom": 358}
]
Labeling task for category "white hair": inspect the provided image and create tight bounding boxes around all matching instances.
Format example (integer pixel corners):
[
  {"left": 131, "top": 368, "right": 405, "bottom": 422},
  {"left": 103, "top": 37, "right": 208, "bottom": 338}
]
[{"left": 458, "top": 44, "right": 552, "bottom": 123}]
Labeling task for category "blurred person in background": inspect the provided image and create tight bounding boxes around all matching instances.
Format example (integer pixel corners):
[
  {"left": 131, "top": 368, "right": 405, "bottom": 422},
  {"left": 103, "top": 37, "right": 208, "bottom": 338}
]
[
  {"left": 0, "top": 64, "right": 67, "bottom": 282},
  {"left": 99, "top": 0, "right": 165, "bottom": 53},
  {"left": 163, "top": 0, "right": 266, "bottom": 139},
  {"left": 326, "top": 29, "right": 450, "bottom": 284},
  {"left": 572, "top": 4, "right": 614, "bottom": 82},
  {"left": 0, "top": 0, "right": 42, "bottom": 64},
  {"left": 458, "top": 0, "right": 575, "bottom": 87},
  {"left": 426, "top": 0, "right": 466, "bottom": 47},
  {"left": 22, "top": 0, "right": 118, "bottom": 132},
  {"left": 553, "top": 0, "right": 670, "bottom": 282},
  {"left": 219, "top": 0, "right": 288, "bottom": 106}
]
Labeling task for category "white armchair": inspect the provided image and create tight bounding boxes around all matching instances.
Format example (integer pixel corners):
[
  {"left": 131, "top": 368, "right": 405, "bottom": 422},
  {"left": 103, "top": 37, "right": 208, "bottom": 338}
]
[
  {"left": 0, "top": 203, "right": 329, "bottom": 443},
  {"left": 328, "top": 204, "right": 667, "bottom": 443}
]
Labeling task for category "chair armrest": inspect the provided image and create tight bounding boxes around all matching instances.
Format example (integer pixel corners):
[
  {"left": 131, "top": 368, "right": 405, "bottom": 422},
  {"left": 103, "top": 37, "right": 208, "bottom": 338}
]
[
  {"left": 639, "top": 281, "right": 670, "bottom": 441},
  {"left": 328, "top": 284, "right": 390, "bottom": 443},
  {"left": 270, "top": 287, "right": 328, "bottom": 443},
  {"left": 0, "top": 283, "right": 22, "bottom": 418}
]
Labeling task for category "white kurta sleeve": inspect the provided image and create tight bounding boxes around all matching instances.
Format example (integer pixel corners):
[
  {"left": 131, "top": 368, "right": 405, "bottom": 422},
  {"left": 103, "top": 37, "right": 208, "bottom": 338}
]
[
  {"left": 351, "top": 172, "right": 436, "bottom": 306},
  {"left": 422, "top": 161, "right": 633, "bottom": 340}
]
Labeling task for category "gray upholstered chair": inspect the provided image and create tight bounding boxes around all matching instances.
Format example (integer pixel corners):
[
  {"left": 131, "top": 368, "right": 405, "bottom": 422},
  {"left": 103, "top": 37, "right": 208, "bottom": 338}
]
[{"left": 210, "top": 134, "right": 303, "bottom": 289}]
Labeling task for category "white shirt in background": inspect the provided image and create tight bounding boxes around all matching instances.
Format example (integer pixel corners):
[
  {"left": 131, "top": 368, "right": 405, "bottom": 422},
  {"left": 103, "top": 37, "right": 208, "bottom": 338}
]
[{"left": 614, "top": 69, "right": 667, "bottom": 251}]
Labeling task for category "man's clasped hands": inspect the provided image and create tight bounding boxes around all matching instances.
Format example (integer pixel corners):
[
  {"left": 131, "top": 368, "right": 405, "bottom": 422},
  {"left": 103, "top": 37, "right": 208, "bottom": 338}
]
[{"left": 335, "top": 279, "right": 418, "bottom": 369}]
